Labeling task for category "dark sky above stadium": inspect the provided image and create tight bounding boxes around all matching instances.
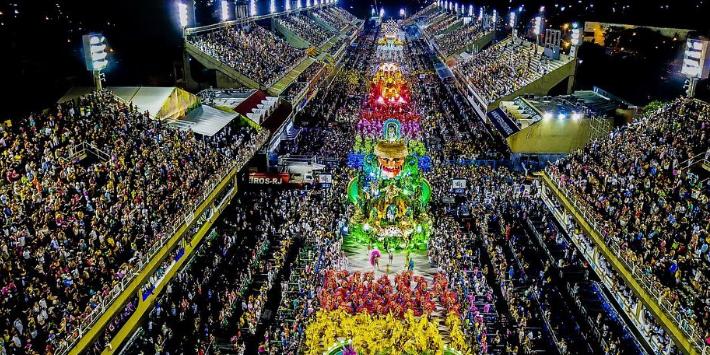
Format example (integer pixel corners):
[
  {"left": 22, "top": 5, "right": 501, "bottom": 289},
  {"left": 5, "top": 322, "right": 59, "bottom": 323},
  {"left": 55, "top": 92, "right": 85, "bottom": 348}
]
[{"left": 0, "top": 0, "right": 707, "bottom": 115}]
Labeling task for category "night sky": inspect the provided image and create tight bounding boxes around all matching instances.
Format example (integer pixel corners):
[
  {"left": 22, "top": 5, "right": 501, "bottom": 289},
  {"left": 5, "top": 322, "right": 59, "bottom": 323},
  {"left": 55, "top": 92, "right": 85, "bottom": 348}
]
[{"left": 1, "top": 0, "right": 708, "bottom": 117}]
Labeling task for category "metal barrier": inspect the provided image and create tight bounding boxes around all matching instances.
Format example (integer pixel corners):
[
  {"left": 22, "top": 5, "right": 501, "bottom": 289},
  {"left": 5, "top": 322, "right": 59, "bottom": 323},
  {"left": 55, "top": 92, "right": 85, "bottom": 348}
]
[{"left": 542, "top": 169, "right": 707, "bottom": 355}]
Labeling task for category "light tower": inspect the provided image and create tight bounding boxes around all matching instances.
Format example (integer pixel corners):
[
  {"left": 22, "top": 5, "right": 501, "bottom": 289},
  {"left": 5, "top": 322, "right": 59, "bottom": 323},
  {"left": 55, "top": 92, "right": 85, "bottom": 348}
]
[
  {"left": 235, "top": 0, "right": 248, "bottom": 19},
  {"left": 681, "top": 39, "right": 710, "bottom": 97},
  {"left": 534, "top": 6, "right": 544, "bottom": 53},
  {"left": 221, "top": 0, "right": 230, "bottom": 21},
  {"left": 569, "top": 22, "right": 581, "bottom": 58},
  {"left": 82, "top": 34, "right": 108, "bottom": 91}
]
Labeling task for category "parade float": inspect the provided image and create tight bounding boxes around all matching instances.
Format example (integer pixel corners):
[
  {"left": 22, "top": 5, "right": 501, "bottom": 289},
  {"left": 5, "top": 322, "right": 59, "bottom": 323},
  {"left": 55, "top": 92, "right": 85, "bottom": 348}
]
[
  {"left": 304, "top": 271, "right": 470, "bottom": 355},
  {"left": 346, "top": 60, "right": 432, "bottom": 252}
]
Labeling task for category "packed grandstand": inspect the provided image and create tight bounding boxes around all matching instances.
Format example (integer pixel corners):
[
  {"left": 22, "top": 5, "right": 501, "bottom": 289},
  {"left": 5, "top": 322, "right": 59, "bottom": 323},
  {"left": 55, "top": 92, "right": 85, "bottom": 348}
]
[{"left": 1, "top": 2, "right": 709, "bottom": 355}]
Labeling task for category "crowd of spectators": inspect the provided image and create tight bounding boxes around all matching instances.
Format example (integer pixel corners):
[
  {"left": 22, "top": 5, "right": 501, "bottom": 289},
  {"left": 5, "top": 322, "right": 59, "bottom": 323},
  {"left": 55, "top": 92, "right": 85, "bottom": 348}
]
[
  {"left": 277, "top": 14, "right": 335, "bottom": 47},
  {"left": 282, "top": 62, "right": 326, "bottom": 104},
  {"left": 0, "top": 91, "right": 265, "bottom": 354},
  {"left": 531, "top": 198, "right": 649, "bottom": 354},
  {"left": 328, "top": 7, "right": 358, "bottom": 24},
  {"left": 11, "top": 14, "right": 707, "bottom": 355},
  {"left": 433, "top": 21, "right": 490, "bottom": 57},
  {"left": 312, "top": 8, "right": 351, "bottom": 32},
  {"left": 549, "top": 97, "right": 710, "bottom": 348},
  {"left": 188, "top": 23, "right": 305, "bottom": 86},
  {"left": 455, "top": 37, "right": 569, "bottom": 105},
  {"left": 404, "top": 37, "right": 509, "bottom": 162},
  {"left": 544, "top": 194, "right": 678, "bottom": 353},
  {"left": 124, "top": 187, "right": 323, "bottom": 354},
  {"left": 423, "top": 12, "right": 458, "bottom": 37}
]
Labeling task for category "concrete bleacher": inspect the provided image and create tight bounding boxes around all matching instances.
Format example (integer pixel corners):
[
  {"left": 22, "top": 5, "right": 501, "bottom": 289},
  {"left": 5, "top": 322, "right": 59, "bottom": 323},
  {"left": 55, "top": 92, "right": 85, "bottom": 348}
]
[
  {"left": 433, "top": 23, "right": 494, "bottom": 58},
  {"left": 424, "top": 12, "right": 458, "bottom": 37},
  {"left": 268, "top": 57, "right": 317, "bottom": 96},
  {"left": 275, "top": 13, "right": 336, "bottom": 48},
  {"left": 538, "top": 171, "right": 704, "bottom": 355},
  {"left": 453, "top": 37, "right": 576, "bottom": 116}
]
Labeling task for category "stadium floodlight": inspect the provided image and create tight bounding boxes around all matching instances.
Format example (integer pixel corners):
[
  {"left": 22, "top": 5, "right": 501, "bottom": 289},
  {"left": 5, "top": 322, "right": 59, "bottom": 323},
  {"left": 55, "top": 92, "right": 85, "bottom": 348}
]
[
  {"left": 571, "top": 112, "right": 582, "bottom": 120},
  {"left": 468, "top": 5, "right": 473, "bottom": 17},
  {"left": 492, "top": 10, "right": 497, "bottom": 26},
  {"left": 557, "top": 113, "right": 566, "bottom": 120},
  {"left": 379, "top": 7, "right": 384, "bottom": 17},
  {"left": 571, "top": 27, "right": 581, "bottom": 45},
  {"left": 681, "top": 39, "right": 709, "bottom": 80},
  {"left": 177, "top": 1, "right": 189, "bottom": 28},
  {"left": 543, "top": 112, "right": 553, "bottom": 120},
  {"left": 221, "top": 0, "right": 229, "bottom": 21},
  {"left": 509, "top": 11, "right": 515, "bottom": 28},
  {"left": 306, "top": 0, "right": 311, "bottom": 7},
  {"left": 454, "top": 3, "right": 458, "bottom": 13},
  {"left": 399, "top": 8, "right": 405, "bottom": 17},
  {"left": 82, "top": 33, "right": 108, "bottom": 90},
  {"left": 533, "top": 16, "right": 542, "bottom": 35},
  {"left": 297, "top": 0, "right": 301, "bottom": 8},
  {"left": 285, "top": 0, "right": 291, "bottom": 11},
  {"left": 371, "top": 6, "right": 375, "bottom": 16},
  {"left": 250, "top": 0, "right": 257, "bottom": 16},
  {"left": 478, "top": 7, "right": 483, "bottom": 21},
  {"left": 270, "top": 0, "right": 276, "bottom": 13}
]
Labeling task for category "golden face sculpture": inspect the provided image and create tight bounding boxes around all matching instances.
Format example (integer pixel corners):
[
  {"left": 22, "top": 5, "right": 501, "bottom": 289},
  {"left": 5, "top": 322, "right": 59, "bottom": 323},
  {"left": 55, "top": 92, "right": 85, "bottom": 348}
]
[
  {"left": 378, "top": 156, "right": 405, "bottom": 178},
  {"left": 375, "top": 140, "right": 408, "bottom": 179}
]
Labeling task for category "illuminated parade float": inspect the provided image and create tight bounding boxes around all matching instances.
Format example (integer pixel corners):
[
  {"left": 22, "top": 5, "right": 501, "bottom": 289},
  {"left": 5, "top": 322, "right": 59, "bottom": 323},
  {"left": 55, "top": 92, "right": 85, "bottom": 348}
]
[{"left": 346, "top": 26, "right": 432, "bottom": 253}]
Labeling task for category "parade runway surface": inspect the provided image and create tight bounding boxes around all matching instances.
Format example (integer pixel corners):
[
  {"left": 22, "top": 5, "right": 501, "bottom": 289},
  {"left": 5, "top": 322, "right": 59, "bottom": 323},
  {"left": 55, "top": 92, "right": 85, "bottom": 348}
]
[{"left": 342, "top": 242, "right": 440, "bottom": 282}]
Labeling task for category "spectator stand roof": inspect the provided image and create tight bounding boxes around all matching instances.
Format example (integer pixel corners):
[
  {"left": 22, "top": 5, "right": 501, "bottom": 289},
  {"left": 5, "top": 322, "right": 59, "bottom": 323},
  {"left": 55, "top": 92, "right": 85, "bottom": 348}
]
[{"left": 59, "top": 86, "right": 240, "bottom": 137}]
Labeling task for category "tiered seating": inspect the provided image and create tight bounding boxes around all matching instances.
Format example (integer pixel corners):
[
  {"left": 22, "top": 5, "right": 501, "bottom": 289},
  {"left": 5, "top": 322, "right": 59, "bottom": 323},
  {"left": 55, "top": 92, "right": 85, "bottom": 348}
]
[
  {"left": 549, "top": 98, "right": 710, "bottom": 346},
  {"left": 433, "top": 21, "right": 490, "bottom": 56},
  {"left": 0, "top": 91, "right": 264, "bottom": 353},
  {"left": 455, "top": 37, "right": 570, "bottom": 105},
  {"left": 313, "top": 8, "right": 350, "bottom": 32},
  {"left": 277, "top": 14, "right": 335, "bottom": 47},
  {"left": 424, "top": 12, "right": 458, "bottom": 36},
  {"left": 410, "top": 3, "right": 439, "bottom": 20},
  {"left": 187, "top": 24, "right": 305, "bottom": 86},
  {"left": 328, "top": 6, "right": 358, "bottom": 24},
  {"left": 421, "top": 10, "right": 449, "bottom": 29},
  {"left": 282, "top": 62, "right": 325, "bottom": 103}
]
